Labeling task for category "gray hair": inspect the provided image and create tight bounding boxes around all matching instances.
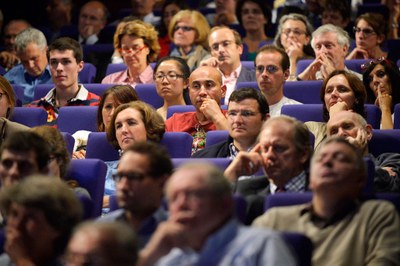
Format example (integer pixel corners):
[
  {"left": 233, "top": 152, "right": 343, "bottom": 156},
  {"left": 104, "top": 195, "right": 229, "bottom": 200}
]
[
  {"left": 15, "top": 28, "right": 47, "bottom": 53},
  {"left": 311, "top": 24, "right": 350, "bottom": 49},
  {"left": 274, "top": 13, "right": 314, "bottom": 48}
]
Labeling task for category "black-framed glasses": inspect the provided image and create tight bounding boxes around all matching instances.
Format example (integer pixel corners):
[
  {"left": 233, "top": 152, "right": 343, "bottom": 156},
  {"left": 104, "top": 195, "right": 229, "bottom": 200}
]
[
  {"left": 353, "top": 26, "right": 376, "bottom": 37},
  {"left": 255, "top": 65, "right": 280, "bottom": 74},
  {"left": 282, "top": 28, "right": 306, "bottom": 37},
  {"left": 361, "top": 56, "right": 386, "bottom": 70},
  {"left": 367, "top": 69, "right": 386, "bottom": 83},
  {"left": 112, "top": 172, "right": 146, "bottom": 182},
  {"left": 173, "top": 25, "right": 195, "bottom": 32},
  {"left": 154, "top": 72, "right": 185, "bottom": 81},
  {"left": 227, "top": 110, "right": 259, "bottom": 118}
]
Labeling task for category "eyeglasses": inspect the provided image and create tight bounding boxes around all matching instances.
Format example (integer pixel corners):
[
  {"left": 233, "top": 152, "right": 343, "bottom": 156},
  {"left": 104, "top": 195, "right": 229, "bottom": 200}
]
[
  {"left": 154, "top": 72, "right": 185, "bottom": 81},
  {"left": 367, "top": 69, "right": 386, "bottom": 83},
  {"left": 255, "top": 65, "right": 280, "bottom": 74},
  {"left": 361, "top": 56, "right": 386, "bottom": 70},
  {"left": 353, "top": 26, "right": 376, "bottom": 37},
  {"left": 173, "top": 25, "right": 195, "bottom": 32},
  {"left": 112, "top": 172, "right": 147, "bottom": 182},
  {"left": 227, "top": 110, "right": 259, "bottom": 118},
  {"left": 282, "top": 28, "right": 307, "bottom": 37},
  {"left": 118, "top": 45, "right": 147, "bottom": 55}
]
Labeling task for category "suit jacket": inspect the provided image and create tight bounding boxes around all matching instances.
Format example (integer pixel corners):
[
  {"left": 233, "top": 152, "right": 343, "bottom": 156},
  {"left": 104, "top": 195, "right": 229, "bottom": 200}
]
[
  {"left": 191, "top": 138, "right": 232, "bottom": 158},
  {"left": 236, "top": 66, "right": 256, "bottom": 84}
]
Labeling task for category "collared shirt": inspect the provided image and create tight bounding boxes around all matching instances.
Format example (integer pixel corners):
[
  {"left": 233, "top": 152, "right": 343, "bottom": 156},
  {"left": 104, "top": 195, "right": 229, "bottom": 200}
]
[
  {"left": 143, "top": 12, "right": 161, "bottom": 26},
  {"left": 98, "top": 205, "right": 168, "bottom": 249},
  {"left": 269, "top": 96, "right": 302, "bottom": 117},
  {"left": 4, "top": 64, "right": 53, "bottom": 104},
  {"left": 156, "top": 218, "right": 296, "bottom": 265},
  {"left": 222, "top": 64, "right": 241, "bottom": 105},
  {"left": 79, "top": 34, "right": 99, "bottom": 45},
  {"left": 269, "top": 171, "right": 307, "bottom": 194},
  {"left": 228, "top": 142, "right": 254, "bottom": 159},
  {"left": 101, "top": 65, "right": 154, "bottom": 86},
  {"left": 26, "top": 84, "right": 100, "bottom": 126}
]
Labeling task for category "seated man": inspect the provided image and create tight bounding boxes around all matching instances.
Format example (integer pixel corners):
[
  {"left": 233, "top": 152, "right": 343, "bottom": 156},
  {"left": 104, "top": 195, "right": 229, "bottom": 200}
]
[
  {"left": 255, "top": 45, "right": 302, "bottom": 117},
  {"left": 192, "top": 87, "right": 268, "bottom": 158},
  {"left": 138, "top": 162, "right": 297, "bottom": 265},
  {"left": 166, "top": 66, "right": 228, "bottom": 154},
  {"left": 201, "top": 26, "right": 255, "bottom": 104},
  {"left": 76, "top": 1, "right": 109, "bottom": 45},
  {"left": 65, "top": 221, "right": 138, "bottom": 265},
  {"left": 225, "top": 115, "right": 311, "bottom": 223},
  {"left": 327, "top": 110, "right": 400, "bottom": 192},
  {"left": 4, "top": 28, "right": 53, "bottom": 104},
  {"left": 98, "top": 142, "right": 173, "bottom": 248},
  {"left": 27, "top": 37, "right": 100, "bottom": 126},
  {"left": 253, "top": 136, "right": 400, "bottom": 265},
  {"left": 0, "top": 19, "right": 30, "bottom": 70}
]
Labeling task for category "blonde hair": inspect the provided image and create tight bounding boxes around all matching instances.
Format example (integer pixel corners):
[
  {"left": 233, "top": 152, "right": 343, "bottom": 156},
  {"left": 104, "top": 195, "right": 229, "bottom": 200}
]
[
  {"left": 114, "top": 20, "right": 160, "bottom": 63},
  {"left": 168, "top": 10, "right": 210, "bottom": 49}
]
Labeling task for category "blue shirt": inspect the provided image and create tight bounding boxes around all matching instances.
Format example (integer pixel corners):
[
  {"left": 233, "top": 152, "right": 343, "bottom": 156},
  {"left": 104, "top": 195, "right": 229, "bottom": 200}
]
[
  {"left": 156, "top": 218, "right": 296, "bottom": 265},
  {"left": 4, "top": 64, "right": 52, "bottom": 104}
]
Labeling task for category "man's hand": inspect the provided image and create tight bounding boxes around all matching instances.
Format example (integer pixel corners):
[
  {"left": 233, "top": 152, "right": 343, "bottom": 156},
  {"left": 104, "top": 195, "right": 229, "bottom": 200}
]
[
  {"left": 0, "top": 51, "right": 19, "bottom": 70},
  {"left": 200, "top": 57, "right": 220, "bottom": 68},
  {"left": 345, "top": 128, "right": 369, "bottom": 150},
  {"left": 318, "top": 53, "right": 336, "bottom": 79},
  {"left": 297, "top": 58, "right": 322, "bottom": 80}
]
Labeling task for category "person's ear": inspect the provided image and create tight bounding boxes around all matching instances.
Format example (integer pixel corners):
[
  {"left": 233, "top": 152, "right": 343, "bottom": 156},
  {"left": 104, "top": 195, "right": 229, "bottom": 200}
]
[{"left": 365, "top": 124, "right": 373, "bottom": 141}]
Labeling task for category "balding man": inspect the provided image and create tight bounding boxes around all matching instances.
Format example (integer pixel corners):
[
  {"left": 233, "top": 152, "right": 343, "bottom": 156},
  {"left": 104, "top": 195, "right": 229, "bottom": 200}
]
[{"left": 166, "top": 66, "right": 228, "bottom": 154}]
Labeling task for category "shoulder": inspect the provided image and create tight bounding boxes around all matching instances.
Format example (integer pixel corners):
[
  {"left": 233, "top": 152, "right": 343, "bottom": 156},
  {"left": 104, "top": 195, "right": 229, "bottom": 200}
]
[
  {"left": 253, "top": 204, "right": 305, "bottom": 228},
  {"left": 97, "top": 209, "right": 125, "bottom": 222},
  {"left": 191, "top": 140, "right": 230, "bottom": 158},
  {"left": 101, "top": 70, "right": 126, "bottom": 83},
  {"left": 166, "top": 112, "right": 196, "bottom": 131}
]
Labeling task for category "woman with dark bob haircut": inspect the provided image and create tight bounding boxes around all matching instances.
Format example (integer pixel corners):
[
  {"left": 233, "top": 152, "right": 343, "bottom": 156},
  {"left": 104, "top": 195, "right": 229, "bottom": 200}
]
[
  {"left": 362, "top": 58, "right": 400, "bottom": 129},
  {"left": 305, "top": 70, "right": 367, "bottom": 149}
]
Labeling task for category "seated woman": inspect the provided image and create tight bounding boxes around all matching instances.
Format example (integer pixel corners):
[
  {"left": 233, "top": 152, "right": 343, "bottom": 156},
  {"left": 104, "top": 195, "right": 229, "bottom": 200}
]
[
  {"left": 31, "top": 125, "right": 91, "bottom": 199},
  {"left": 274, "top": 13, "right": 315, "bottom": 80},
  {"left": 305, "top": 70, "right": 367, "bottom": 149},
  {"left": 346, "top": 13, "right": 388, "bottom": 60},
  {"left": 72, "top": 84, "right": 139, "bottom": 159},
  {"left": 157, "top": 0, "right": 188, "bottom": 59},
  {"left": 236, "top": 0, "right": 272, "bottom": 61},
  {"left": 153, "top": 56, "right": 190, "bottom": 120},
  {"left": 362, "top": 58, "right": 400, "bottom": 129},
  {"left": 0, "top": 177, "right": 81, "bottom": 265},
  {"left": 168, "top": 10, "right": 211, "bottom": 71},
  {"left": 0, "top": 76, "right": 29, "bottom": 145},
  {"left": 104, "top": 101, "right": 165, "bottom": 209},
  {"left": 102, "top": 20, "right": 160, "bottom": 86}
]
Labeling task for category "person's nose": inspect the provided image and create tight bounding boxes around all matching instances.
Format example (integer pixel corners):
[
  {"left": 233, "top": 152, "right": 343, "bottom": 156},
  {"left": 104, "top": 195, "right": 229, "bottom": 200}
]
[
  {"left": 337, "top": 127, "right": 347, "bottom": 137},
  {"left": 8, "top": 162, "right": 20, "bottom": 179}
]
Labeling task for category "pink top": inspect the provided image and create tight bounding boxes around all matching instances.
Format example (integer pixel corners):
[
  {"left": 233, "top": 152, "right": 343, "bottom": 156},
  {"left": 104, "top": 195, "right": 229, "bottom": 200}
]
[{"left": 101, "top": 64, "right": 154, "bottom": 86}]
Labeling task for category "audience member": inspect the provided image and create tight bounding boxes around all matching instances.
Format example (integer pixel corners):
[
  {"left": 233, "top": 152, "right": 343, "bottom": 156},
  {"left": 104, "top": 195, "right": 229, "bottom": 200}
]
[
  {"left": 0, "top": 176, "right": 82, "bottom": 265},
  {"left": 225, "top": 115, "right": 311, "bottom": 223},
  {"left": 192, "top": 87, "right": 268, "bottom": 158},
  {"left": 385, "top": 0, "right": 400, "bottom": 39},
  {"left": 347, "top": 13, "right": 388, "bottom": 60},
  {"left": 253, "top": 136, "right": 400, "bottom": 265},
  {"left": 76, "top": 1, "right": 109, "bottom": 45},
  {"left": 44, "top": 0, "right": 73, "bottom": 42},
  {"left": 321, "top": 0, "right": 352, "bottom": 34},
  {"left": 99, "top": 142, "right": 172, "bottom": 248},
  {"left": 0, "top": 76, "right": 29, "bottom": 145},
  {"left": 153, "top": 56, "right": 190, "bottom": 120},
  {"left": 362, "top": 58, "right": 400, "bottom": 129},
  {"left": 72, "top": 84, "right": 139, "bottom": 159},
  {"left": 102, "top": 20, "right": 160, "bottom": 86},
  {"left": 201, "top": 26, "right": 255, "bottom": 104},
  {"left": 255, "top": 45, "right": 302, "bottom": 117},
  {"left": 0, "top": 131, "right": 50, "bottom": 188},
  {"left": 157, "top": 0, "right": 188, "bottom": 59},
  {"left": 138, "top": 162, "right": 297, "bottom": 265},
  {"left": 110, "top": 16, "right": 138, "bottom": 64},
  {"left": 4, "top": 28, "right": 52, "bottom": 104},
  {"left": 166, "top": 66, "right": 228, "bottom": 154},
  {"left": 305, "top": 69, "right": 366, "bottom": 149},
  {"left": 104, "top": 101, "right": 165, "bottom": 207},
  {"left": 65, "top": 221, "right": 138, "bottom": 266},
  {"left": 168, "top": 10, "right": 211, "bottom": 71},
  {"left": 236, "top": 0, "right": 272, "bottom": 61},
  {"left": 27, "top": 37, "right": 100, "bottom": 126},
  {"left": 327, "top": 110, "right": 400, "bottom": 192},
  {"left": 0, "top": 20, "right": 30, "bottom": 70},
  {"left": 274, "top": 13, "right": 315, "bottom": 80},
  {"left": 207, "top": 0, "right": 238, "bottom": 27},
  {"left": 131, "top": 0, "right": 160, "bottom": 26},
  {"left": 31, "top": 125, "right": 91, "bottom": 198},
  {"left": 297, "top": 24, "right": 362, "bottom": 80}
]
